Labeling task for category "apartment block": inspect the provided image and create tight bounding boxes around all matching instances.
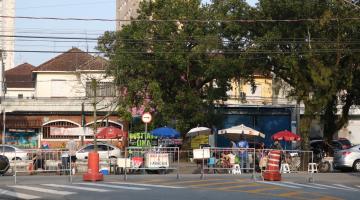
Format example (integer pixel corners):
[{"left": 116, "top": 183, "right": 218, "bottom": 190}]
[
  {"left": 116, "top": 0, "right": 142, "bottom": 30},
  {"left": 0, "top": 0, "right": 15, "bottom": 70}
]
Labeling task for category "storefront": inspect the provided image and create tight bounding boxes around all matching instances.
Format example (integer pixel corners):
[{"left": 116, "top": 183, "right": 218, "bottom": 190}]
[{"left": 4, "top": 128, "right": 40, "bottom": 148}]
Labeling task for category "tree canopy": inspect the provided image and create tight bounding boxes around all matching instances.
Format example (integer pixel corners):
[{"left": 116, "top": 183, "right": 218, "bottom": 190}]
[
  {"left": 98, "top": 0, "right": 360, "bottom": 142},
  {"left": 97, "top": 0, "right": 257, "bottom": 135}
]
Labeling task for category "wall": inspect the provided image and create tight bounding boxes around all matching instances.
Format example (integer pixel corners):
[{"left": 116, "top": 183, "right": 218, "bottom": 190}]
[
  {"left": 6, "top": 88, "right": 35, "bottom": 99},
  {"left": 35, "top": 72, "right": 82, "bottom": 98},
  {"left": 338, "top": 119, "right": 360, "bottom": 145},
  {"left": 116, "top": 0, "right": 142, "bottom": 30},
  {"left": 226, "top": 77, "right": 273, "bottom": 105},
  {"left": 216, "top": 107, "right": 292, "bottom": 148},
  {"left": 35, "top": 72, "right": 111, "bottom": 98}
]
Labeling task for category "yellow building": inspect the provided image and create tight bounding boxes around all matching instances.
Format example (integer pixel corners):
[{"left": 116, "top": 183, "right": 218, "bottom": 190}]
[{"left": 226, "top": 75, "right": 273, "bottom": 105}]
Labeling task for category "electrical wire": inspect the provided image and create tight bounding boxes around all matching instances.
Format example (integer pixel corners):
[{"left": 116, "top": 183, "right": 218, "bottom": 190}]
[{"left": 2, "top": 15, "right": 360, "bottom": 23}]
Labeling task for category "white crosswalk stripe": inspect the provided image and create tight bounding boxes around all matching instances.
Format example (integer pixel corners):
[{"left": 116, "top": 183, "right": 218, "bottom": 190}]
[
  {"left": 75, "top": 182, "right": 149, "bottom": 190},
  {"left": 282, "top": 181, "right": 327, "bottom": 190},
  {"left": 257, "top": 181, "right": 302, "bottom": 189},
  {"left": 310, "top": 183, "right": 358, "bottom": 191},
  {"left": 109, "top": 182, "right": 185, "bottom": 189},
  {"left": 9, "top": 185, "right": 76, "bottom": 195},
  {"left": 42, "top": 184, "right": 112, "bottom": 192},
  {"left": 0, "top": 188, "right": 40, "bottom": 200},
  {"left": 333, "top": 184, "right": 359, "bottom": 191}
]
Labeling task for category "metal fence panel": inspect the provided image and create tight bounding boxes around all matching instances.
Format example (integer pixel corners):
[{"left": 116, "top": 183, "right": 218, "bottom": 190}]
[{"left": 123, "top": 147, "right": 180, "bottom": 180}]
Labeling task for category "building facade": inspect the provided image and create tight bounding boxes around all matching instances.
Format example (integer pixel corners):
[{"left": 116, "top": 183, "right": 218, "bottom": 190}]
[
  {"left": 1, "top": 48, "right": 127, "bottom": 149},
  {"left": 116, "top": 0, "right": 143, "bottom": 30},
  {"left": 0, "top": 0, "right": 15, "bottom": 70}
]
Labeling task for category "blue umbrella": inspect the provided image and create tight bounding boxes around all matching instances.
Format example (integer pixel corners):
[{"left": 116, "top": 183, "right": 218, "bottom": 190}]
[{"left": 150, "top": 126, "right": 180, "bottom": 138}]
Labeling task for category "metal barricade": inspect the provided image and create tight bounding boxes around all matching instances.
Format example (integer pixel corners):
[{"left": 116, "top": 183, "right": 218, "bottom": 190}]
[
  {"left": 11, "top": 149, "right": 73, "bottom": 184},
  {"left": 123, "top": 147, "right": 180, "bottom": 180},
  {"left": 257, "top": 149, "right": 315, "bottom": 181}
]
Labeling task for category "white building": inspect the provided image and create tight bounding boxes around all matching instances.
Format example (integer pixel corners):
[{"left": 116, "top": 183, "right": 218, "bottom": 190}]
[
  {"left": 0, "top": 0, "right": 15, "bottom": 70},
  {"left": 1, "top": 48, "right": 125, "bottom": 149}
]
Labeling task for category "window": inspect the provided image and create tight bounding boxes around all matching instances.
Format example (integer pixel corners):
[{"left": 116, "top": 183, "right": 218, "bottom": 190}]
[
  {"left": 1, "top": 146, "right": 15, "bottom": 152},
  {"left": 86, "top": 82, "right": 116, "bottom": 97},
  {"left": 18, "top": 94, "right": 23, "bottom": 99},
  {"left": 42, "top": 121, "right": 79, "bottom": 139},
  {"left": 82, "top": 145, "right": 94, "bottom": 152}
]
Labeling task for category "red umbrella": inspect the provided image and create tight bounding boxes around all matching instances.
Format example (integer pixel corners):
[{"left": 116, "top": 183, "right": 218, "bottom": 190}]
[
  {"left": 271, "top": 130, "right": 301, "bottom": 141},
  {"left": 96, "top": 126, "right": 128, "bottom": 139}
]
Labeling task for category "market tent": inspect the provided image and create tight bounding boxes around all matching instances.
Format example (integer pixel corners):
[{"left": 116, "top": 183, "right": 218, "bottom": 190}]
[
  {"left": 95, "top": 126, "right": 128, "bottom": 139},
  {"left": 186, "top": 127, "right": 212, "bottom": 137},
  {"left": 271, "top": 130, "right": 300, "bottom": 142},
  {"left": 218, "top": 124, "right": 264, "bottom": 141},
  {"left": 150, "top": 126, "right": 180, "bottom": 138}
]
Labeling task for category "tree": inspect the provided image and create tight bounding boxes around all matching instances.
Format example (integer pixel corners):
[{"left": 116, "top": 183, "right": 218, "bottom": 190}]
[
  {"left": 254, "top": 0, "right": 360, "bottom": 148},
  {"left": 98, "top": 0, "right": 240, "bottom": 135}
]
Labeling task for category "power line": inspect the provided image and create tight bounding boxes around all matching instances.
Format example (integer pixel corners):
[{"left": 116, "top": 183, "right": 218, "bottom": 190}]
[
  {"left": 0, "top": 34, "right": 98, "bottom": 41},
  {"left": 2, "top": 15, "right": 360, "bottom": 23}
]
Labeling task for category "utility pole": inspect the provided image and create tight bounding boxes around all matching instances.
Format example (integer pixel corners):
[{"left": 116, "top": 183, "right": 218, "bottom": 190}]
[
  {"left": 81, "top": 102, "right": 85, "bottom": 146},
  {"left": 1, "top": 50, "right": 5, "bottom": 146},
  {"left": 92, "top": 79, "right": 98, "bottom": 151}
]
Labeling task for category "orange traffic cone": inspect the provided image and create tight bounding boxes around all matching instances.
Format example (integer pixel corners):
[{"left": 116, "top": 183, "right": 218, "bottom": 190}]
[{"left": 263, "top": 150, "right": 281, "bottom": 181}]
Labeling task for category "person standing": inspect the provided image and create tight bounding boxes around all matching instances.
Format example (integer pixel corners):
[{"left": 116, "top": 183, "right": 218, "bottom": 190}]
[{"left": 237, "top": 135, "right": 249, "bottom": 172}]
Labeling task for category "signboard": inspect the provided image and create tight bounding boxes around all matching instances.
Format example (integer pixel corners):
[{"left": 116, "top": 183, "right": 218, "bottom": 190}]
[
  {"left": 5, "top": 128, "right": 38, "bottom": 148},
  {"left": 141, "top": 112, "right": 152, "bottom": 123},
  {"left": 145, "top": 153, "right": 169, "bottom": 168},
  {"left": 50, "top": 127, "right": 108, "bottom": 136},
  {"left": 129, "top": 132, "right": 158, "bottom": 147},
  {"left": 190, "top": 135, "right": 209, "bottom": 149},
  {"left": 193, "top": 148, "right": 210, "bottom": 159}
]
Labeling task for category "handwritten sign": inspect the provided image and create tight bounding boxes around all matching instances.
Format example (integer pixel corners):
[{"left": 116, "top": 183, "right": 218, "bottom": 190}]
[{"left": 145, "top": 153, "right": 169, "bottom": 168}]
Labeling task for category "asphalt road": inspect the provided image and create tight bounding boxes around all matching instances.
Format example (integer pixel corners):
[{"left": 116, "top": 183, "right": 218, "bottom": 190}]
[{"left": 0, "top": 173, "right": 359, "bottom": 200}]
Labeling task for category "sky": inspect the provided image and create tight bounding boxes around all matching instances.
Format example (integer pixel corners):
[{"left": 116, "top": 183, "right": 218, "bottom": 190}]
[{"left": 14, "top": 0, "right": 258, "bottom": 67}]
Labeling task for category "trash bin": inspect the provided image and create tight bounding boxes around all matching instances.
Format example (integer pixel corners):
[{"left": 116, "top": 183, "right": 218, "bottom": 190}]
[
  {"left": 0, "top": 155, "right": 10, "bottom": 175},
  {"left": 61, "top": 153, "right": 70, "bottom": 175}
]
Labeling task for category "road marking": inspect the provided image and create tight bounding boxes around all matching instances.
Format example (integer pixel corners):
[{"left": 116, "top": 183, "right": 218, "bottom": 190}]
[
  {"left": 276, "top": 191, "right": 304, "bottom": 197},
  {"left": 189, "top": 181, "right": 243, "bottom": 187},
  {"left": 75, "top": 183, "right": 148, "bottom": 191},
  {"left": 139, "top": 179, "right": 168, "bottom": 184},
  {"left": 258, "top": 181, "right": 302, "bottom": 189},
  {"left": 164, "top": 179, "right": 226, "bottom": 185},
  {"left": 9, "top": 185, "right": 75, "bottom": 195},
  {"left": 332, "top": 184, "right": 359, "bottom": 191},
  {"left": 0, "top": 188, "right": 40, "bottom": 200},
  {"left": 109, "top": 182, "right": 185, "bottom": 189},
  {"left": 213, "top": 183, "right": 261, "bottom": 190},
  {"left": 43, "top": 184, "right": 111, "bottom": 192},
  {"left": 311, "top": 183, "right": 357, "bottom": 191},
  {"left": 246, "top": 186, "right": 281, "bottom": 193},
  {"left": 283, "top": 182, "right": 327, "bottom": 190}
]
